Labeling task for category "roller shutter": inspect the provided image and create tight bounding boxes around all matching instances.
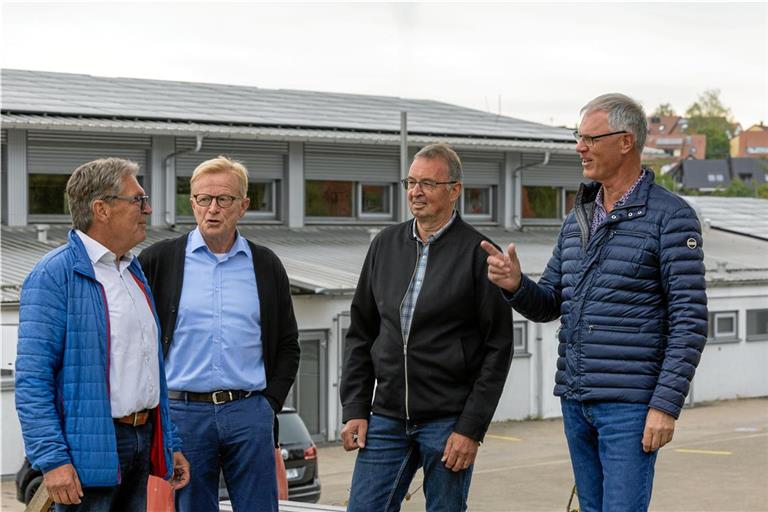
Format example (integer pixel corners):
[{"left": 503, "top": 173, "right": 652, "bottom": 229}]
[
  {"left": 27, "top": 131, "right": 150, "bottom": 174},
  {"left": 175, "top": 138, "right": 287, "bottom": 179},
  {"left": 520, "top": 153, "right": 585, "bottom": 188},
  {"left": 304, "top": 143, "right": 399, "bottom": 182}
]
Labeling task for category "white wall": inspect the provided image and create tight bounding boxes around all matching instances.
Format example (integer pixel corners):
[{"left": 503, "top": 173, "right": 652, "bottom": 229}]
[
  {"left": 1, "top": 304, "right": 24, "bottom": 475},
  {"left": 691, "top": 284, "right": 768, "bottom": 402}
]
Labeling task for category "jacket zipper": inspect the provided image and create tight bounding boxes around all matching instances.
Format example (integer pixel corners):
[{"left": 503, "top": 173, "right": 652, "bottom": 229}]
[{"left": 398, "top": 240, "right": 421, "bottom": 422}]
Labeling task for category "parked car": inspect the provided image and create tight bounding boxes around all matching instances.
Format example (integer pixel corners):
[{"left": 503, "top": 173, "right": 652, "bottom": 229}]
[
  {"left": 17, "top": 408, "right": 320, "bottom": 508},
  {"left": 218, "top": 407, "right": 321, "bottom": 503}
]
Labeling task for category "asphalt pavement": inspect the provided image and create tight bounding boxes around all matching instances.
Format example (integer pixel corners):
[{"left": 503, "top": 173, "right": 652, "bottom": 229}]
[{"left": 2, "top": 397, "right": 766, "bottom": 511}]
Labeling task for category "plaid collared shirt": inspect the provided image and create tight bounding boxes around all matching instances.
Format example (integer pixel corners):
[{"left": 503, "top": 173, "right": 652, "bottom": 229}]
[
  {"left": 590, "top": 168, "right": 647, "bottom": 238},
  {"left": 400, "top": 211, "right": 457, "bottom": 342}
]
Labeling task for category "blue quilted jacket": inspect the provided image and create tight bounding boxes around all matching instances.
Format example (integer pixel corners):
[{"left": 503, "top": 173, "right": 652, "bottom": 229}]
[
  {"left": 508, "top": 171, "right": 707, "bottom": 418},
  {"left": 15, "top": 230, "right": 179, "bottom": 486}
]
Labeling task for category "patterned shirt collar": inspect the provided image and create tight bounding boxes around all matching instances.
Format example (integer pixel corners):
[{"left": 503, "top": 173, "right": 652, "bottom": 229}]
[
  {"left": 413, "top": 210, "right": 457, "bottom": 244},
  {"left": 590, "top": 168, "right": 647, "bottom": 236}
]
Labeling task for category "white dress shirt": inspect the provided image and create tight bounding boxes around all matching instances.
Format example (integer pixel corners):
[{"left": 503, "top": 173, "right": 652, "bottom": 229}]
[{"left": 76, "top": 231, "right": 160, "bottom": 418}]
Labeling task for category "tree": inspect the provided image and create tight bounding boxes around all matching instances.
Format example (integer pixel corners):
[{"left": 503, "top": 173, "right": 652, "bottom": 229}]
[
  {"left": 685, "top": 90, "right": 733, "bottom": 159},
  {"left": 652, "top": 103, "right": 676, "bottom": 117}
]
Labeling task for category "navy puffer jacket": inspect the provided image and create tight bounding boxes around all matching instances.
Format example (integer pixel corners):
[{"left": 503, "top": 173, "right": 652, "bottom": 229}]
[{"left": 507, "top": 171, "right": 707, "bottom": 418}]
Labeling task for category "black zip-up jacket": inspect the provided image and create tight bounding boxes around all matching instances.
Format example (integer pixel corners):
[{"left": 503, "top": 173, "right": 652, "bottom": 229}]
[
  {"left": 340, "top": 214, "right": 514, "bottom": 441},
  {"left": 138, "top": 233, "right": 300, "bottom": 414}
]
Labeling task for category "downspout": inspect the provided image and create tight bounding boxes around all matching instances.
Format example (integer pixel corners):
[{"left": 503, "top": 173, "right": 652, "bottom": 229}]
[
  {"left": 163, "top": 134, "right": 204, "bottom": 226},
  {"left": 511, "top": 150, "right": 551, "bottom": 229},
  {"left": 534, "top": 323, "right": 544, "bottom": 418}
]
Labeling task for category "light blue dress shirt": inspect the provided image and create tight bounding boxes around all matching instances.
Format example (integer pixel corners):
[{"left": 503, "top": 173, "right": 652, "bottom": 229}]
[{"left": 165, "top": 228, "right": 267, "bottom": 393}]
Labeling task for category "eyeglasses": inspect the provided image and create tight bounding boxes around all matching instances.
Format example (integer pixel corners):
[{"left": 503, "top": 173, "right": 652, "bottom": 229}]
[
  {"left": 104, "top": 194, "right": 150, "bottom": 211},
  {"left": 191, "top": 194, "right": 241, "bottom": 208},
  {"left": 400, "top": 178, "right": 459, "bottom": 191},
  {"left": 572, "top": 130, "right": 628, "bottom": 147}
]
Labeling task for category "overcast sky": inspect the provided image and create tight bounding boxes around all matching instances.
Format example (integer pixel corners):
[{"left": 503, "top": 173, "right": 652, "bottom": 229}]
[{"left": 2, "top": 2, "right": 766, "bottom": 129}]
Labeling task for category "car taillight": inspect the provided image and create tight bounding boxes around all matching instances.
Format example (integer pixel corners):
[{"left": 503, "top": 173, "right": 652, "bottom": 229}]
[{"left": 304, "top": 444, "right": 317, "bottom": 460}]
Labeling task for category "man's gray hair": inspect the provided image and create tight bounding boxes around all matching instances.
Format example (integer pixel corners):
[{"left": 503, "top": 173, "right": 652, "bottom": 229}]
[
  {"left": 66, "top": 158, "right": 139, "bottom": 231},
  {"left": 414, "top": 143, "right": 463, "bottom": 182},
  {"left": 581, "top": 93, "right": 647, "bottom": 153}
]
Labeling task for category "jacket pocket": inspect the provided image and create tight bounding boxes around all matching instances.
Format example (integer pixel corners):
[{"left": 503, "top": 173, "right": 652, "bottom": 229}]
[{"left": 588, "top": 324, "right": 641, "bottom": 333}]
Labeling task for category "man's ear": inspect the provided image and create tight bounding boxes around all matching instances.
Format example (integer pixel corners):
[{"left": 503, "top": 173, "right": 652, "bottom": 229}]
[
  {"left": 91, "top": 199, "right": 110, "bottom": 224},
  {"left": 620, "top": 133, "right": 635, "bottom": 155}
]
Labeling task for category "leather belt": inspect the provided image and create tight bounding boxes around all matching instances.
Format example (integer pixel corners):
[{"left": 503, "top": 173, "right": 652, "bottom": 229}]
[
  {"left": 115, "top": 409, "right": 150, "bottom": 427},
  {"left": 168, "top": 390, "right": 254, "bottom": 405}
]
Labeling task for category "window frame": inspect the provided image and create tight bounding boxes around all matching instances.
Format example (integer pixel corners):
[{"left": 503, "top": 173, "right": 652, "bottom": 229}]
[
  {"left": 244, "top": 179, "right": 279, "bottom": 220},
  {"left": 305, "top": 180, "right": 396, "bottom": 223},
  {"left": 461, "top": 185, "right": 494, "bottom": 222},
  {"left": 175, "top": 178, "right": 280, "bottom": 222},
  {"left": 357, "top": 182, "right": 394, "bottom": 220},
  {"left": 521, "top": 185, "right": 563, "bottom": 223},
  {"left": 708, "top": 310, "right": 740, "bottom": 344},
  {"left": 513, "top": 320, "right": 529, "bottom": 356},
  {"left": 746, "top": 308, "right": 768, "bottom": 342}
]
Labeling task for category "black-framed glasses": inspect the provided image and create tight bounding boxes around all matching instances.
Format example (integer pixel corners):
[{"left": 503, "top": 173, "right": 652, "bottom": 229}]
[
  {"left": 104, "top": 194, "right": 150, "bottom": 211},
  {"left": 400, "top": 178, "right": 459, "bottom": 191},
  {"left": 572, "top": 130, "right": 628, "bottom": 147},
  {"left": 192, "top": 194, "right": 241, "bottom": 208}
]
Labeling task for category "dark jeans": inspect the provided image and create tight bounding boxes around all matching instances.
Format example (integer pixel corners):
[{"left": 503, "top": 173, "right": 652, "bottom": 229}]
[
  {"left": 55, "top": 421, "right": 152, "bottom": 512},
  {"left": 561, "top": 398, "right": 658, "bottom": 512},
  {"left": 348, "top": 414, "right": 472, "bottom": 512},
  {"left": 170, "top": 393, "right": 277, "bottom": 512}
]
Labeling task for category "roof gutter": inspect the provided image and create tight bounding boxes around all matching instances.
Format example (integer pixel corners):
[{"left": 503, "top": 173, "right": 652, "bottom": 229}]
[{"left": 163, "top": 133, "right": 204, "bottom": 226}]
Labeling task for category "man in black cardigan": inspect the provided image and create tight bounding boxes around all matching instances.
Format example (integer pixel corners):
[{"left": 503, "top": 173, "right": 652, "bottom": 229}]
[{"left": 139, "top": 156, "right": 300, "bottom": 512}]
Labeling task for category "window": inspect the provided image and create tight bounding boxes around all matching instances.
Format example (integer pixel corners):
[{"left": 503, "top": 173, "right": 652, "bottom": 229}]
[
  {"left": 708, "top": 311, "right": 739, "bottom": 342},
  {"left": 513, "top": 321, "right": 528, "bottom": 354},
  {"left": 746, "top": 309, "right": 768, "bottom": 341},
  {"left": 522, "top": 186, "right": 561, "bottom": 219},
  {"left": 29, "top": 174, "right": 70, "bottom": 215},
  {"left": 462, "top": 186, "right": 493, "bottom": 220},
  {"left": 307, "top": 180, "right": 395, "bottom": 220},
  {"left": 247, "top": 181, "right": 276, "bottom": 216},
  {"left": 306, "top": 180, "right": 353, "bottom": 217},
  {"left": 177, "top": 178, "right": 278, "bottom": 219},
  {"left": 176, "top": 177, "right": 192, "bottom": 216},
  {"left": 564, "top": 190, "right": 578, "bottom": 216},
  {"left": 359, "top": 183, "right": 392, "bottom": 218},
  {"left": 31, "top": 174, "right": 145, "bottom": 216}
]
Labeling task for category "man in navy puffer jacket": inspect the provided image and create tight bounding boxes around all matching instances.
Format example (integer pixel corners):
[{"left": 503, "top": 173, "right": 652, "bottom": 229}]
[{"left": 482, "top": 93, "right": 707, "bottom": 511}]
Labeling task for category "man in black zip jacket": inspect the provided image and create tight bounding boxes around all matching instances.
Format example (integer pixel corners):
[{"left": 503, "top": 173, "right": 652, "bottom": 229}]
[{"left": 340, "top": 143, "right": 514, "bottom": 511}]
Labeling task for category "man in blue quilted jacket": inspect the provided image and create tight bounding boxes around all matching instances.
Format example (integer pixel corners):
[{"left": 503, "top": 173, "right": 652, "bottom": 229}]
[
  {"left": 482, "top": 93, "right": 707, "bottom": 511},
  {"left": 15, "top": 158, "right": 189, "bottom": 511}
]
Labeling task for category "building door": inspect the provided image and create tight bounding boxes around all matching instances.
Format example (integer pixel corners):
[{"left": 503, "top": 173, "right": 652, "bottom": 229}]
[
  {"left": 334, "top": 312, "right": 351, "bottom": 440},
  {"left": 284, "top": 331, "right": 328, "bottom": 442}
]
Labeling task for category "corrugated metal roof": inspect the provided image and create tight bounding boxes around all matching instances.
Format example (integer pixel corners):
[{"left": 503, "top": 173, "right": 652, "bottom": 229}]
[
  {"left": 0, "top": 113, "right": 577, "bottom": 153},
  {"left": 3, "top": 222, "right": 767, "bottom": 304},
  {"left": 1, "top": 69, "right": 574, "bottom": 143},
  {"left": 683, "top": 196, "right": 768, "bottom": 241}
]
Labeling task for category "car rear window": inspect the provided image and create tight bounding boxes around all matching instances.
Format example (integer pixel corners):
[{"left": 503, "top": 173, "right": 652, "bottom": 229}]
[{"left": 278, "top": 412, "right": 312, "bottom": 445}]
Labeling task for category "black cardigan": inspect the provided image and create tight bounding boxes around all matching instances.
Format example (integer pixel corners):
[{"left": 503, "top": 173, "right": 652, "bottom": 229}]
[{"left": 139, "top": 233, "right": 300, "bottom": 413}]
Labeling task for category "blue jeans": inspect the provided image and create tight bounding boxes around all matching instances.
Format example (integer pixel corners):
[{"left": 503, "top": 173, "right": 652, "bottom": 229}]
[
  {"left": 348, "top": 414, "right": 472, "bottom": 512},
  {"left": 170, "top": 393, "right": 276, "bottom": 512},
  {"left": 55, "top": 421, "right": 152, "bottom": 512},
  {"left": 561, "top": 399, "right": 658, "bottom": 512}
]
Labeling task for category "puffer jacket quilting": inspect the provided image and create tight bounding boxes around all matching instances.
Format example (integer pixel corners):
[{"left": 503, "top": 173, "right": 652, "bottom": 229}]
[{"left": 507, "top": 171, "right": 707, "bottom": 418}]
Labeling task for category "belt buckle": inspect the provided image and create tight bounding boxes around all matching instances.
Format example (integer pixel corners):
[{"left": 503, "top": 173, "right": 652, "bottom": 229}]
[
  {"left": 212, "top": 391, "right": 233, "bottom": 405},
  {"left": 132, "top": 412, "right": 140, "bottom": 427}
]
